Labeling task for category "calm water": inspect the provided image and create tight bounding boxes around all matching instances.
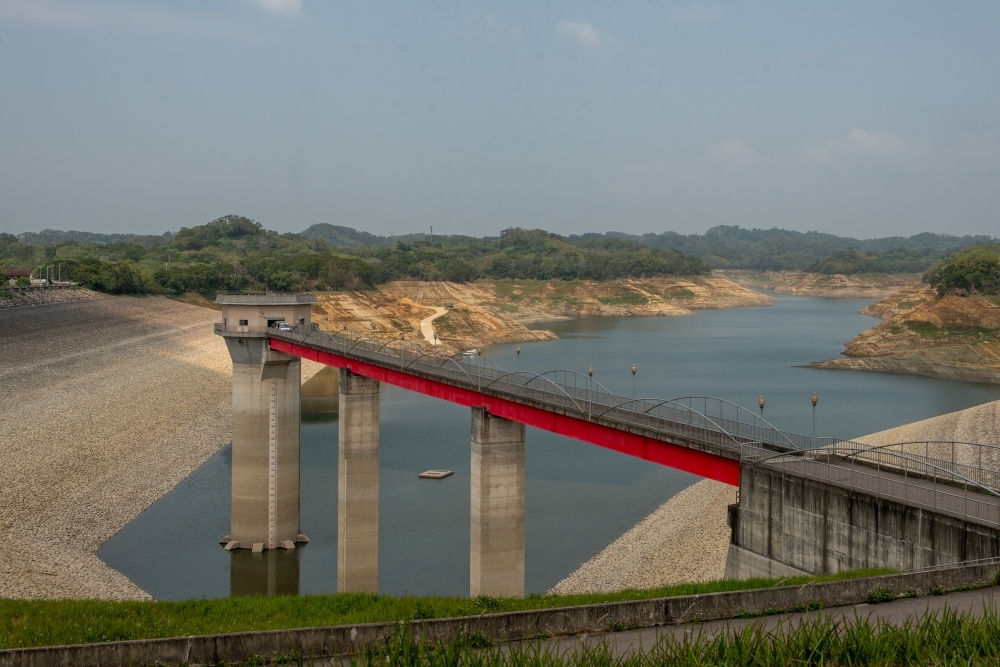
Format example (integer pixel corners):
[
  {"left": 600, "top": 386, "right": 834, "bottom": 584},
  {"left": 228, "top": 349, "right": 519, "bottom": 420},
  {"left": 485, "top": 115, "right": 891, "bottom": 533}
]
[{"left": 98, "top": 294, "right": 1000, "bottom": 599}]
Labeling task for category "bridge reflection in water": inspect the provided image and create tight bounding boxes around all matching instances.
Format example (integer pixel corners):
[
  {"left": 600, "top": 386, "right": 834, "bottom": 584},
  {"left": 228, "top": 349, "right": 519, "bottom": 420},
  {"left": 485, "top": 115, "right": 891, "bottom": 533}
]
[{"left": 230, "top": 548, "right": 301, "bottom": 597}]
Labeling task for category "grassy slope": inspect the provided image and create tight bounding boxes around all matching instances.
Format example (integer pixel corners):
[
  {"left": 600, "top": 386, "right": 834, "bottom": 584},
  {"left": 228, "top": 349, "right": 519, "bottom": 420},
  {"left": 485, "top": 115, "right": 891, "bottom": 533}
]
[{"left": 0, "top": 570, "right": 891, "bottom": 650}]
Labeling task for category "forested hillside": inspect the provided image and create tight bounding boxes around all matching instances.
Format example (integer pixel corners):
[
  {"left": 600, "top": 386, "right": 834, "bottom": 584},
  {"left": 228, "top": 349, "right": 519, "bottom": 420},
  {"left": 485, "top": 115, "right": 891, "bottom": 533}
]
[
  {"left": 1, "top": 217, "right": 707, "bottom": 296},
  {"left": 578, "top": 227, "right": 993, "bottom": 271},
  {"left": 4, "top": 217, "right": 996, "bottom": 297}
]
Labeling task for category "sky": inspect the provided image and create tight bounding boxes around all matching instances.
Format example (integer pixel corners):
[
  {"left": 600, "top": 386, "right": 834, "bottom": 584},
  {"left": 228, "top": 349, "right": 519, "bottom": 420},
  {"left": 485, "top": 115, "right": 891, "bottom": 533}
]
[{"left": 1, "top": 0, "right": 999, "bottom": 239}]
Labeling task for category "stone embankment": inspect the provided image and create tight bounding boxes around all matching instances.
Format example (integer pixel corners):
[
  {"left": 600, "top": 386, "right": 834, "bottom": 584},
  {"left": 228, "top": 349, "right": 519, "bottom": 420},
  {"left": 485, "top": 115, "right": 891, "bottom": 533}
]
[
  {"left": 0, "top": 296, "right": 321, "bottom": 600},
  {"left": 0, "top": 287, "right": 105, "bottom": 309}
]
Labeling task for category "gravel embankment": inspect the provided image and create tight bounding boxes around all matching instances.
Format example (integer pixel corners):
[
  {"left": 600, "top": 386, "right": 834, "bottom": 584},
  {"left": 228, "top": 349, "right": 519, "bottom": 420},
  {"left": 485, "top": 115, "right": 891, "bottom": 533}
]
[
  {"left": 855, "top": 400, "right": 1000, "bottom": 468},
  {"left": 0, "top": 296, "right": 322, "bottom": 600},
  {"left": 549, "top": 479, "right": 737, "bottom": 594}
]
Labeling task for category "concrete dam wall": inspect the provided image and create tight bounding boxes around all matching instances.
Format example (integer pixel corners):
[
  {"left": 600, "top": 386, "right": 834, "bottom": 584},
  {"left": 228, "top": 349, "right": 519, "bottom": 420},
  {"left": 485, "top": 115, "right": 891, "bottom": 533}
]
[{"left": 727, "top": 463, "right": 1000, "bottom": 578}]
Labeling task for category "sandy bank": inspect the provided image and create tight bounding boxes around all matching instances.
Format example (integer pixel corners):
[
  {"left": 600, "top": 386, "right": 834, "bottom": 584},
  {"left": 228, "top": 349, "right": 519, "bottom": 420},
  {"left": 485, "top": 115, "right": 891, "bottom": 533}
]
[{"left": 0, "top": 296, "right": 321, "bottom": 600}]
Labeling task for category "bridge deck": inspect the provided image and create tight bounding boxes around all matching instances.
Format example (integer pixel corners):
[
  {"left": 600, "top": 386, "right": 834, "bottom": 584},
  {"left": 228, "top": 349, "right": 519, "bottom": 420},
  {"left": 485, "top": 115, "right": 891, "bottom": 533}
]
[
  {"left": 768, "top": 455, "right": 1000, "bottom": 528},
  {"left": 262, "top": 327, "right": 1000, "bottom": 528}
]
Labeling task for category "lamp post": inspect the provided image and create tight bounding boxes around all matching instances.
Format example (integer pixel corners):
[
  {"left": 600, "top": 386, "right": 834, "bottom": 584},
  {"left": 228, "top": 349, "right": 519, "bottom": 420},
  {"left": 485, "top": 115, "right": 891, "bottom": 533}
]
[
  {"left": 588, "top": 365, "right": 594, "bottom": 418},
  {"left": 811, "top": 392, "right": 819, "bottom": 449},
  {"left": 516, "top": 345, "right": 520, "bottom": 372},
  {"left": 631, "top": 363, "right": 637, "bottom": 400},
  {"left": 758, "top": 394, "right": 765, "bottom": 419}
]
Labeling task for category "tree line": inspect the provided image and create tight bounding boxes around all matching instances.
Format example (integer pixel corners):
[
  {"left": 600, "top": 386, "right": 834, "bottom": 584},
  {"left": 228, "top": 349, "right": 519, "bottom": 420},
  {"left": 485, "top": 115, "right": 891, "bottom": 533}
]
[{"left": 1, "top": 217, "right": 708, "bottom": 297}]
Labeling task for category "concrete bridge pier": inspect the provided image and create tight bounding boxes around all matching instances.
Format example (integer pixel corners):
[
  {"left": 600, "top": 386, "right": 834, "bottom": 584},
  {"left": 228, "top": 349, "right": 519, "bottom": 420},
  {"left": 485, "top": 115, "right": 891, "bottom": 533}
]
[
  {"left": 338, "top": 369, "right": 380, "bottom": 593},
  {"left": 215, "top": 294, "right": 316, "bottom": 551},
  {"left": 470, "top": 407, "right": 525, "bottom": 598}
]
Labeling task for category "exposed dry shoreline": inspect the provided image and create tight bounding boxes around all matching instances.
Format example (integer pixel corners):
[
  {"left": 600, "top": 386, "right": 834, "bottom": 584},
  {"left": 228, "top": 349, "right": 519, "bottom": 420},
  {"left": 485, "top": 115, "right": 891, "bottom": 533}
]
[
  {"left": 0, "top": 296, "right": 321, "bottom": 600},
  {"left": 718, "top": 271, "right": 920, "bottom": 298},
  {"left": 807, "top": 288, "right": 1000, "bottom": 384},
  {"left": 311, "top": 278, "right": 772, "bottom": 352}
]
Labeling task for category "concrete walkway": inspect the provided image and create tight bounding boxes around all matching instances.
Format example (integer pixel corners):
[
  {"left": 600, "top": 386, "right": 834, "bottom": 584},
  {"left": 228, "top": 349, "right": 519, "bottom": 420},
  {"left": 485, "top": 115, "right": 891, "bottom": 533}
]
[
  {"left": 539, "top": 586, "right": 1000, "bottom": 658},
  {"left": 419, "top": 306, "right": 448, "bottom": 344}
]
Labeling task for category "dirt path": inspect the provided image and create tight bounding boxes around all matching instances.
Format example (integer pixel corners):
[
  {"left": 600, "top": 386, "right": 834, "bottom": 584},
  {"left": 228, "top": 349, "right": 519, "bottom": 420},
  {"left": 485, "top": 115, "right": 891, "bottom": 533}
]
[{"left": 419, "top": 307, "right": 449, "bottom": 344}]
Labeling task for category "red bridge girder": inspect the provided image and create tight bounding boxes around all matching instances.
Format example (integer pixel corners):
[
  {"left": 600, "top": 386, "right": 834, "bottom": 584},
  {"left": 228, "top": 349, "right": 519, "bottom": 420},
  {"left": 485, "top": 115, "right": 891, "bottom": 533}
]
[{"left": 269, "top": 338, "right": 740, "bottom": 486}]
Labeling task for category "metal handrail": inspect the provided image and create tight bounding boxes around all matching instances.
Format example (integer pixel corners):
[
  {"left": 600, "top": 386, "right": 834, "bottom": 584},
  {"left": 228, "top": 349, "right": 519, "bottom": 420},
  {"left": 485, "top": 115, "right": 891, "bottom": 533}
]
[{"left": 266, "top": 323, "right": 1000, "bottom": 527}]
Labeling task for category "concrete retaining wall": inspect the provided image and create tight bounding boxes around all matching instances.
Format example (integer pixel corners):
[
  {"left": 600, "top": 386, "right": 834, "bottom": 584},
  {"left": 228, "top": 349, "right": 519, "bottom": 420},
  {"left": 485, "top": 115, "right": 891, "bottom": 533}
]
[
  {"left": 735, "top": 463, "right": 1000, "bottom": 574},
  {"left": 2, "top": 563, "right": 997, "bottom": 667}
]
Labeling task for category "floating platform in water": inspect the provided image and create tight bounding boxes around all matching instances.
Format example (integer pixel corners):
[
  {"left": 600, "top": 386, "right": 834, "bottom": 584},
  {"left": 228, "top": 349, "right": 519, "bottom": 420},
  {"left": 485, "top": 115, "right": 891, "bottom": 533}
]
[{"left": 418, "top": 469, "right": 454, "bottom": 479}]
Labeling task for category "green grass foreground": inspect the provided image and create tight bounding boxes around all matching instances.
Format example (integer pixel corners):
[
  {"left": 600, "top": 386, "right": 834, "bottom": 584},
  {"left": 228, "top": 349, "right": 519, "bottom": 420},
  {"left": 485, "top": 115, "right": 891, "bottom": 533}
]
[
  {"left": 0, "top": 570, "right": 891, "bottom": 650},
  {"left": 355, "top": 607, "right": 1000, "bottom": 667}
]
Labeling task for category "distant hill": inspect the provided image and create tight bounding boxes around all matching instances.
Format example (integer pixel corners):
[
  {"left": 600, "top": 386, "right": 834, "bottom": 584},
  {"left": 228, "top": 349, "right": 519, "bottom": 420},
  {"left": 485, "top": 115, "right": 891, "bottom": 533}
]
[
  {"left": 571, "top": 227, "right": 996, "bottom": 271},
  {"left": 18, "top": 229, "right": 173, "bottom": 247},
  {"left": 299, "top": 223, "right": 426, "bottom": 247}
]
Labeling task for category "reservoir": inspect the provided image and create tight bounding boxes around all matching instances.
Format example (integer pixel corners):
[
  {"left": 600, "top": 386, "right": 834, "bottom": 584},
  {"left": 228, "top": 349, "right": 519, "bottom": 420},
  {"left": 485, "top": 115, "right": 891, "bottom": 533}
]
[{"left": 98, "top": 293, "right": 1000, "bottom": 599}]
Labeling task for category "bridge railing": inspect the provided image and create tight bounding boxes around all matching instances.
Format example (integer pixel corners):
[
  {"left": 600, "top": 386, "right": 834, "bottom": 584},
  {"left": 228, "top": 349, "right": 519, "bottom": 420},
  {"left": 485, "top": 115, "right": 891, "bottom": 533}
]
[
  {"left": 275, "top": 324, "right": 1000, "bottom": 526},
  {"left": 278, "top": 325, "right": 794, "bottom": 455},
  {"left": 754, "top": 443, "right": 1000, "bottom": 527}
]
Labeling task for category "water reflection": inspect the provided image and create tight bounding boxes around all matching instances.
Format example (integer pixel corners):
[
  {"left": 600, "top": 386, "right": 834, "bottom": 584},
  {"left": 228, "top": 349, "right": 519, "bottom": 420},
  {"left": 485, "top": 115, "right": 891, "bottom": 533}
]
[
  {"left": 302, "top": 366, "right": 338, "bottom": 423},
  {"left": 230, "top": 548, "right": 301, "bottom": 596}
]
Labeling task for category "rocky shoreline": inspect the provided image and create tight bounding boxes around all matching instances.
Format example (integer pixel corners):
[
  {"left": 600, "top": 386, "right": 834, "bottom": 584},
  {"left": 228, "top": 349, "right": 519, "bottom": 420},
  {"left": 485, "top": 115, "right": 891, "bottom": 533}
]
[{"left": 807, "top": 290, "right": 1000, "bottom": 385}]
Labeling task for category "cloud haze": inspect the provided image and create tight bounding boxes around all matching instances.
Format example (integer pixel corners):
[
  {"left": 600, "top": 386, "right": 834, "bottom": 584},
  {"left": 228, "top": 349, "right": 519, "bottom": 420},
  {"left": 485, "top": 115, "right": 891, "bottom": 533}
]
[
  {"left": 802, "top": 129, "right": 908, "bottom": 166},
  {"left": 1, "top": 2, "right": 998, "bottom": 239},
  {"left": 555, "top": 20, "right": 602, "bottom": 47}
]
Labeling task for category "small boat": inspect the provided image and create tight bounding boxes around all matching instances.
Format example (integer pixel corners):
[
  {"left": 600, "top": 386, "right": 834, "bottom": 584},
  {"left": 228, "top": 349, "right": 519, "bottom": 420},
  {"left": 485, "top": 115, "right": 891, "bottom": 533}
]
[{"left": 462, "top": 349, "right": 479, "bottom": 356}]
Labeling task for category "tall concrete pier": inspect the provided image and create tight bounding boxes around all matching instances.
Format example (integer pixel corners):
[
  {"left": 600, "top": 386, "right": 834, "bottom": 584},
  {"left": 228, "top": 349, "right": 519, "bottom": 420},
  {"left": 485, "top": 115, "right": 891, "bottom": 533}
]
[
  {"left": 470, "top": 407, "right": 526, "bottom": 598},
  {"left": 215, "top": 294, "right": 316, "bottom": 551},
  {"left": 338, "top": 369, "right": 380, "bottom": 593}
]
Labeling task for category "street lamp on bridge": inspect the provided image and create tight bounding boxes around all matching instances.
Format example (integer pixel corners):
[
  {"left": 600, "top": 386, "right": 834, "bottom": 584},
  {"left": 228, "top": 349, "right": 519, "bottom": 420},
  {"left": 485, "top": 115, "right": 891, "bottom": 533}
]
[
  {"left": 758, "top": 394, "right": 765, "bottom": 419},
  {"left": 811, "top": 392, "right": 819, "bottom": 449},
  {"left": 588, "top": 365, "right": 594, "bottom": 417}
]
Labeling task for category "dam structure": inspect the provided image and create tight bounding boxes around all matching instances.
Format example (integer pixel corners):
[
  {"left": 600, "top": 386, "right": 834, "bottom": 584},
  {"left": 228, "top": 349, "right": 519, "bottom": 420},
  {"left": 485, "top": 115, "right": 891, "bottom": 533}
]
[{"left": 215, "top": 294, "right": 1000, "bottom": 596}]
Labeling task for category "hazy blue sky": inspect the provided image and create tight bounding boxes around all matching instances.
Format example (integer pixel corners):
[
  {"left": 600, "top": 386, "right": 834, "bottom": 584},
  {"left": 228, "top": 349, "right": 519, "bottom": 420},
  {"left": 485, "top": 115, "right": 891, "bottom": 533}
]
[{"left": 2, "top": 1, "right": 998, "bottom": 238}]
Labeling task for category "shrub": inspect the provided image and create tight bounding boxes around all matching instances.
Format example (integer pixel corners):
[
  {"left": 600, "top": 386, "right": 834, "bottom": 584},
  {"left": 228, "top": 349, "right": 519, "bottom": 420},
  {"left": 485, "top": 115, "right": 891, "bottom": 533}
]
[{"left": 926, "top": 243, "right": 1000, "bottom": 296}]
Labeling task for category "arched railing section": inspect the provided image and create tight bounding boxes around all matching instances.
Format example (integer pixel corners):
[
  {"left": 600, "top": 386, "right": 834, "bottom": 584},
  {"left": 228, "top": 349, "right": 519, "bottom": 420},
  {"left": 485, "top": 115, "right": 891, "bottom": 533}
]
[{"left": 279, "top": 323, "right": 1000, "bottom": 525}]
